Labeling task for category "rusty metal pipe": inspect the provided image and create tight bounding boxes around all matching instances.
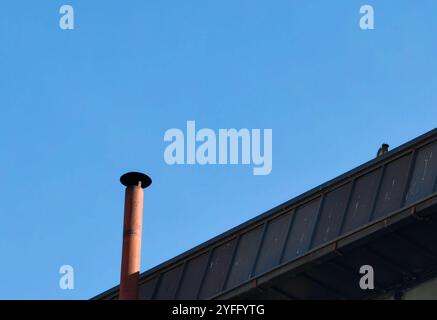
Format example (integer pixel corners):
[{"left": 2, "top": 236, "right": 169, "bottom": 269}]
[{"left": 119, "top": 172, "right": 152, "bottom": 300}]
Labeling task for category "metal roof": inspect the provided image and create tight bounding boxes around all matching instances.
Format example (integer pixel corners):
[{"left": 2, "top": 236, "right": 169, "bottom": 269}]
[{"left": 94, "top": 128, "right": 437, "bottom": 300}]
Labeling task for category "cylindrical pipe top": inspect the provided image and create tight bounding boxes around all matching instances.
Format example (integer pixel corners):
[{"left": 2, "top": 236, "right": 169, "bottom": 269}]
[{"left": 119, "top": 172, "right": 152, "bottom": 300}]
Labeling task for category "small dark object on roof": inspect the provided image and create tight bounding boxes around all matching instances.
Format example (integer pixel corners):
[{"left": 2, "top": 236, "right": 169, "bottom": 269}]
[{"left": 376, "top": 143, "right": 389, "bottom": 157}]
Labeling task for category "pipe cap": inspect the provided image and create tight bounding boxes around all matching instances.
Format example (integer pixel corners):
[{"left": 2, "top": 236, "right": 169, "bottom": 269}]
[{"left": 120, "top": 172, "right": 152, "bottom": 188}]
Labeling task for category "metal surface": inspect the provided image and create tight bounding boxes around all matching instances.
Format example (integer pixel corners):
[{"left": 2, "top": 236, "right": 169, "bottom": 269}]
[
  {"left": 341, "top": 169, "right": 381, "bottom": 233},
  {"left": 405, "top": 142, "right": 437, "bottom": 205},
  {"left": 312, "top": 183, "right": 351, "bottom": 247},
  {"left": 372, "top": 154, "right": 411, "bottom": 219},
  {"left": 282, "top": 198, "right": 321, "bottom": 262},
  {"left": 199, "top": 239, "right": 237, "bottom": 299},
  {"left": 119, "top": 172, "right": 151, "bottom": 300},
  {"left": 217, "top": 194, "right": 437, "bottom": 300},
  {"left": 153, "top": 265, "right": 183, "bottom": 299},
  {"left": 120, "top": 172, "right": 152, "bottom": 189},
  {"left": 175, "top": 252, "right": 209, "bottom": 299},
  {"left": 254, "top": 213, "right": 292, "bottom": 275},
  {"left": 94, "top": 128, "right": 437, "bottom": 300},
  {"left": 225, "top": 226, "right": 263, "bottom": 290}
]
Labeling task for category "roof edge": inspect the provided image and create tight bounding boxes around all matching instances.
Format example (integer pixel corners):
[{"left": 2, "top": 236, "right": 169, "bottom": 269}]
[{"left": 92, "top": 127, "right": 437, "bottom": 300}]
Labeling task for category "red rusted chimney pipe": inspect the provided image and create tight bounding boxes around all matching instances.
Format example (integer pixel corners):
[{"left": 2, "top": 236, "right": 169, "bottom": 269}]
[{"left": 119, "top": 172, "right": 152, "bottom": 300}]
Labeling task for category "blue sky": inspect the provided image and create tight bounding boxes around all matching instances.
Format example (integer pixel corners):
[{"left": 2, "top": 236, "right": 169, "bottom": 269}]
[{"left": 0, "top": 0, "right": 436, "bottom": 299}]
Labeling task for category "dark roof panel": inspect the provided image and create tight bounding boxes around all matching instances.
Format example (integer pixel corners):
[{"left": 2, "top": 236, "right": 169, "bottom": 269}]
[
  {"left": 175, "top": 252, "right": 208, "bottom": 299},
  {"left": 405, "top": 140, "right": 437, "bottom": 205},
  {"left": 282, "top": 198, "right": 321, "bottom": 262},
  {"left": 198, "top": 239, "right": 237, "bottom": 299},
  {"left": 225, "top": 225, "right": 263, "bottom": 290},
  {"left": 254, "top": 212, "right": 291, "bottom": 275},
  {"left": 312, "top": 182, "right": 351, "bottom": 247}
]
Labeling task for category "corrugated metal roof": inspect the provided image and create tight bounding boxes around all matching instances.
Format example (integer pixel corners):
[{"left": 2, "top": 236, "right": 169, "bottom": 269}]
[{"left": 94, "top": 128, "right": 437, "bottom": 300}]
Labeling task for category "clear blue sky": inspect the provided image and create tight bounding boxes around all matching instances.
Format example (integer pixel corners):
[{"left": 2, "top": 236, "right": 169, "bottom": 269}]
[{"left": 0, "top": 0, "right": 436, "bottom": 299}]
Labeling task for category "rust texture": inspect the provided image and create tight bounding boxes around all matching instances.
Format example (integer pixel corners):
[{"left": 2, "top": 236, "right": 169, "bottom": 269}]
[{"left": 119, "top": 172, "right": 151, "bottom": 300}]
